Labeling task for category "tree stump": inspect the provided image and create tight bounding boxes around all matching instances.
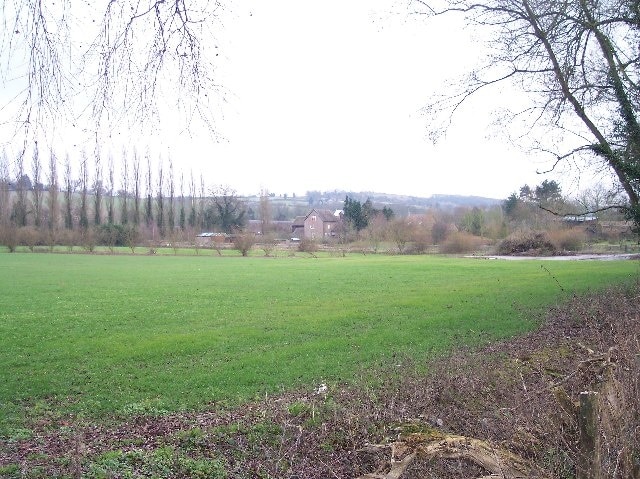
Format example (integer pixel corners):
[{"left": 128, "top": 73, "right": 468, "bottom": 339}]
[{"left": 577, "top": 391, "right": 601, "bottom": 479}]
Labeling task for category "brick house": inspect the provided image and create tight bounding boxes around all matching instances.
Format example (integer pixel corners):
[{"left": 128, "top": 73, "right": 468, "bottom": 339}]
[{"left": 291, "top": 209, "right": 340, "bottom": 240}]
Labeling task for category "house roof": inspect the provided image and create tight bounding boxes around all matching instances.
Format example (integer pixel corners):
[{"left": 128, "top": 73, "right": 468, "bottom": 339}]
[
  {"left": 196, "top": 232, "right": 227, "bottom": 237},
  {"left": 563, "top": 214, "right": 598, "bottom": 222},
  {"left": 307, "top": 209, "right": 338, "bottom": 223},
  {"left": 292, "top": 215, "right": 306, "bottom": 227}
]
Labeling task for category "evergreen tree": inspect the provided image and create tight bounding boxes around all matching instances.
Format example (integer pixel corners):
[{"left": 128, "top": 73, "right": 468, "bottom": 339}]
[
  {"left": 343, "top": 196, "right": 370, "bottom": 231},
  {"left": 534, "top": 180, "right": 562, "bottom": 203},
  {"left": 503, "top": 193, "right": 519, "bottom": 218}
]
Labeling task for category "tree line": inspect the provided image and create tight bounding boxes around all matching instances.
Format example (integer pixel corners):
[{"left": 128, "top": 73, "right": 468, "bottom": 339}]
[
  {"left": 3, "top": 1, "right": 639, "bottom": 252},
  {"left": 335, "top": 182, "right": 631, "bottom": 256},
  {"left": 0, "top": 147, "right": 248, "bottom": 251},
  {"left": 0, "top": 142, "right": 632, "bottom": 256}
]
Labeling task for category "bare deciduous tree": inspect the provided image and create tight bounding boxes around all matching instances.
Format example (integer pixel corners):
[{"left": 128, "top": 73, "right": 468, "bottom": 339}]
[
  {"left": 132, "top": 149, "right": 141, "bottom": 226},
  {"left": 156, "top": 156, "right": 165, "bottom": 237},
  {"left": 120, "top": 148, "right": 129, "bottom": 224},
  {"left": 576, "top": 184, "right": 625, "bottom": 218},
  {"left": 179, "top": 171, "right": 186, "bottom": 231},
  {"left": 93, "top": 152, "right": 103, "bottom": 226},
  {"left": 364, "top": 214, "right": 390, "bottom": 253},
  {"left": 259, "top": 188, "right": 273, "bottom": 235},
  {"left": 46, "top": 149, "right": 59, "bottom": 233},
  {"left": 0, "top": 150, "right": 10, "bottom": 228},
  {"left": 79, "top": 152, "right": 89, "bottom": 231},
  {"left": 198, "top": 173, "right": 206, "bottom": 230},
  {"left": 31, "top": 144, "right": 43, "bottom": 228},
  {"left": 188, "top": 171, "right": 197, "bottom": 229},
  {"left": 390, "top": 217, "right": 415, "bottom": 254},
  {"left": 12, "top": 154, "right": 29, "bottom": 227},
  {"left": 167, "top": 158, "right": 175, "bottom": 232},
  {"left": 63, "top": 154, "right": 74, "bottom": 230},
  {"left": 144, "top": 153, "right": 153, "bottom": 229},
  {"left": 416, "top": 0, "right": 640, "bottom": 229},
  {"left": 106, "top": 154, "right": 115, "bottom": 224},
  {"left": 2, "top": 1, "right": 224, "bottom": 141}
]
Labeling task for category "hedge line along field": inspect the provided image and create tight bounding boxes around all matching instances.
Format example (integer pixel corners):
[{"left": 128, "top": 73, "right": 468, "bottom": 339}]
[{"left": 0, "top": 253, "right": 638, "bottom": 432}]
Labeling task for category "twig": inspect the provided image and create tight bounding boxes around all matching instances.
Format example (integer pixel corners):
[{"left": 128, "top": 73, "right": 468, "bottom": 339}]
[
  {"left": 541, "top": 264, "right": 565, "bottom": 292},
  {"left": 538, "top": 204, "right": 627, "bottom": 217}
]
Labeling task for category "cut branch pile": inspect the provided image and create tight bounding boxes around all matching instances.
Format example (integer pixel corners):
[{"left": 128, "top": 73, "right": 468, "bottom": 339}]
[{"left": 357, "top": 431, "right": 550, "bottom": 479}]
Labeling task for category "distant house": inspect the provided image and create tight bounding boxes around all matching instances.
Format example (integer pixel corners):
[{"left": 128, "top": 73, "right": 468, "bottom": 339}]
[
  {"left": 563, "top": 214, "right": 598, "bottom": 223},
  {"left": 290, "top": 215, "right": 306, "bottom": 240},
  {"left": 246, "top": 219, "right": 294, "bottom": 236},
  {"left": 195, "top": 232, "right": 228, "bottom": 246},
  {"left": 291, "top": 209, "right": 340, "bottom": 240}
]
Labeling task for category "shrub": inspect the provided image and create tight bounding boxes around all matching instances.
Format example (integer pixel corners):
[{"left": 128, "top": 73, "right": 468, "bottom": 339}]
[
  {"left": 80, "top": 228, "right": 97, "bottom": 252},
  {"left": 45, "top": 229, "right": 59, "bottom": 252},
  {"left": 440, "top": 232, "right": 484, "bottom": 254},
  {"left": 96, "top": 224, "right": 139, "bottom": 248},
  {"left": 409, "top": 230, "right": 431, "bottom": 254},
  {"left": 233, "top": 233, "right": 255, "bottom": 257},
  {"left": 0, "top": 225, "right": 18, "bottom": 252},
  {"left": 431, "top": 220, "right": 450, "bottom": 244},
  {"left": 547, "top": 228, "right": 586, "bottom": 252},
  {"left": 496, "top": 231, "right": 557, "bottom": 255},
  {"left": 259, "top": 234, "right": 279, "bottom": 257},
  {"left": 297, "top": 238, "right": 318, "bottom": 255},
  {"left": 18, "top": 226, "right": 44, "bottom": 251},
  {"left": 125, "top": 226, "right": 140, "bottom": 253},
  {"left": 59, "top": 228, "right": 78, "bottom": 252}
]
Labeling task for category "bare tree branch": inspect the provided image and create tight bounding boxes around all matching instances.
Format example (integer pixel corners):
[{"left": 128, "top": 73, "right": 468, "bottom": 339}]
[
  {"left": 415, "top": 0, "right": 640, "bottom": 230},
  {"left": 539, "top": 203, "right": 627, "bottom": 217},
  {"left": 1, "top": 0, "right": 225, "bottom": 145}
]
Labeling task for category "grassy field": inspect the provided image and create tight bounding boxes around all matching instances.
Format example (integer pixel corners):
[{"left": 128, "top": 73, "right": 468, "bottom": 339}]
[{"left": 0, "top": 253, "right": 638, "bottom": 434}]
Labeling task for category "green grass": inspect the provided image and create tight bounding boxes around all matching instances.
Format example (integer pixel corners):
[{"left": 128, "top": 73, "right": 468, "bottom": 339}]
[{"left": 0, "top": 253, "right": 637, "bottom": 432}]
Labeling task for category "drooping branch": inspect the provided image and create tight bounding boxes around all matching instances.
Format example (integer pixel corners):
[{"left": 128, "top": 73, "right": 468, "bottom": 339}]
[
  {"left": 86, "top": 0, "right": 222, "bottom": 131},
  {"left": 1, "top": 0, "right": 224, "bottom": 143},
  {"left": 539, "top": 203, "right": 627, "bottom": 218},
  {"left": 535, "top": 145, "right": 595, "bottom": 174}
]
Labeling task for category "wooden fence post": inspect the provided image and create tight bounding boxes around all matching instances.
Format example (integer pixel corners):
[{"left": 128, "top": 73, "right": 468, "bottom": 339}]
[{"left": 577, "top": 391, "right": 601, "bottom": 479}]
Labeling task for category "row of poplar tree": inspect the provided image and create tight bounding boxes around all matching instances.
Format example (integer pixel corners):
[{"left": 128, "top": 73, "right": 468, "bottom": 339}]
[{"left": 0, "top": 146, "right": 241, "bottom": 245}]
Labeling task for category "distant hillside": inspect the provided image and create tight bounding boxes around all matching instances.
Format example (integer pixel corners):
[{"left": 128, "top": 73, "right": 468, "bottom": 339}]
[
  {"left": 242, "top": 191, "right": 502, "bottom": 221},
  {"left": 424, "top": 194, "right": 502, "bottom": 208}
]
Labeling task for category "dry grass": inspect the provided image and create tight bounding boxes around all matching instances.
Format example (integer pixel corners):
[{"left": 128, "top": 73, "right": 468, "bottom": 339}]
[
  {"left": 440, "top": 231, "right": 485, "bottom": 254},
  {"left": 547, "top": 227, "right": 587, "bottom": 252}
]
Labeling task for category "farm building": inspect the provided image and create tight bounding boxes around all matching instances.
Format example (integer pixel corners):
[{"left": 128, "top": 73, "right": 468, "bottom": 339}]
[
  {"left": 245, "top": 220, "right": 294, "bottom": 236},
  {"left": 291, "top": 209, "right": 341, "bottom": 240},
  {"left": 195, "top": 232, "right": 228, "bottom": 247},
  {"left": 562, "top": 214, "right": 598, "bottom": 223}
]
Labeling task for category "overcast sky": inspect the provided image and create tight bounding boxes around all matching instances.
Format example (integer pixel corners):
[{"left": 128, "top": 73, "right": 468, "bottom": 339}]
[
  {"left": 183, "top": 0, "right": 556, "bottom": 198},
  {"left": 1, "top": 0, "right": 571, "bottom": 199}
]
